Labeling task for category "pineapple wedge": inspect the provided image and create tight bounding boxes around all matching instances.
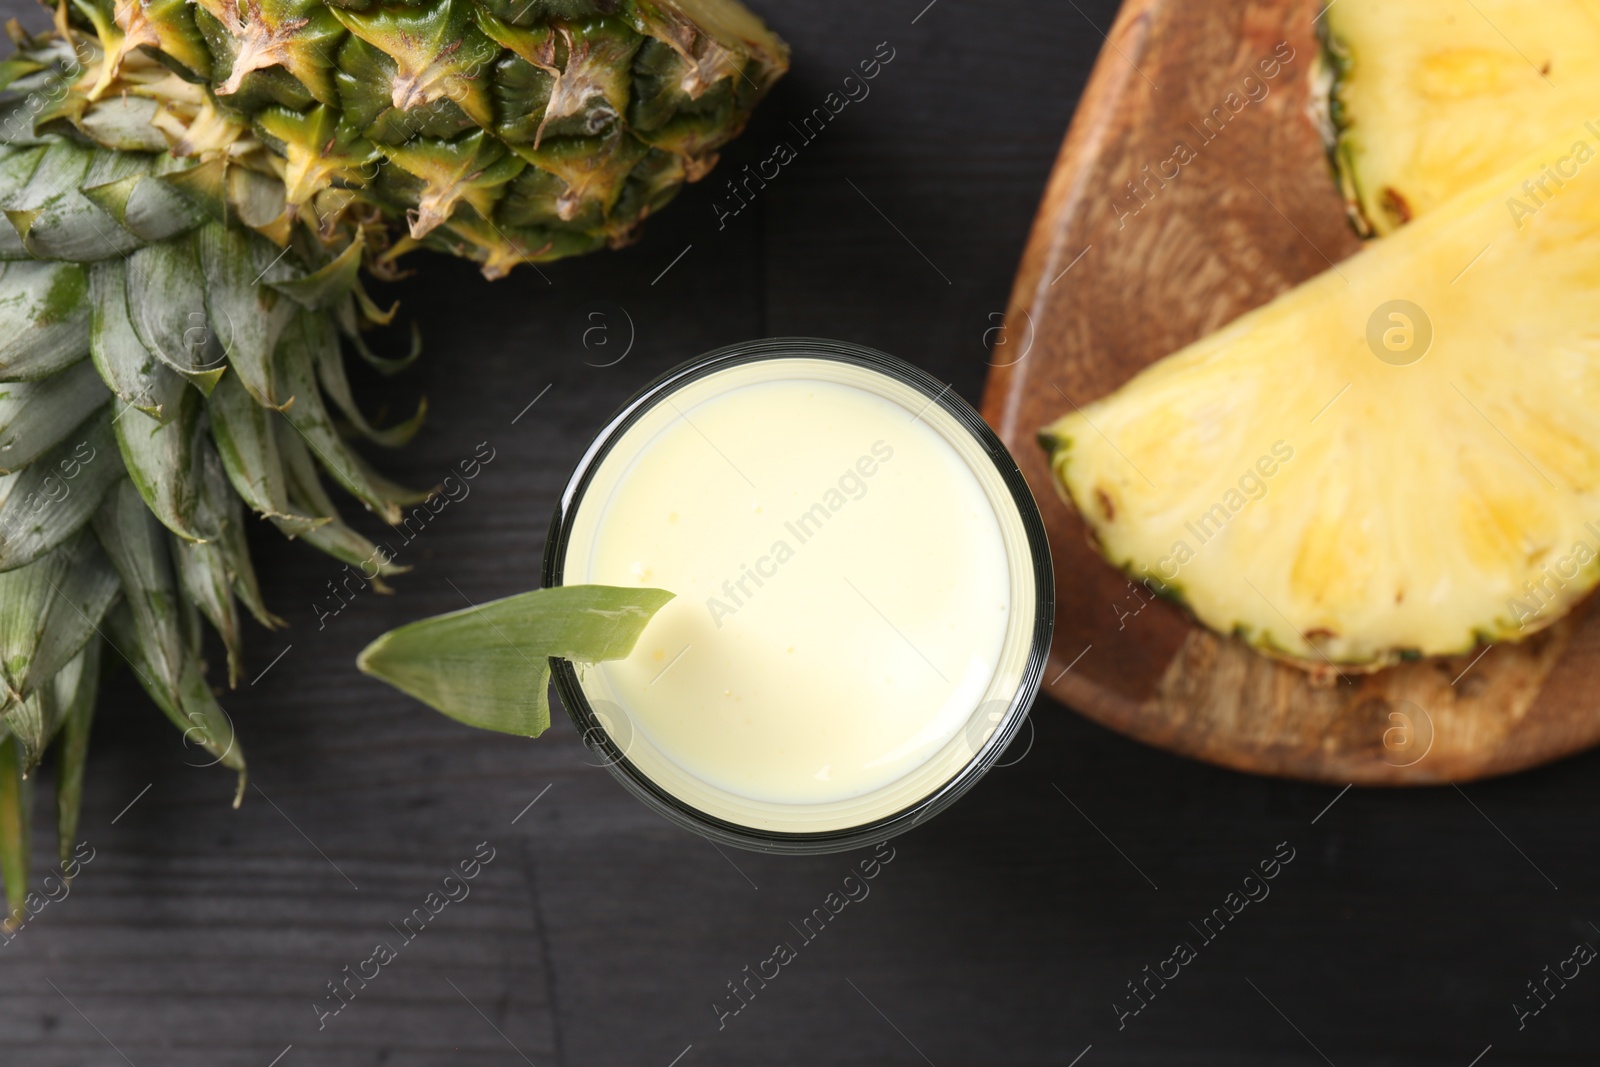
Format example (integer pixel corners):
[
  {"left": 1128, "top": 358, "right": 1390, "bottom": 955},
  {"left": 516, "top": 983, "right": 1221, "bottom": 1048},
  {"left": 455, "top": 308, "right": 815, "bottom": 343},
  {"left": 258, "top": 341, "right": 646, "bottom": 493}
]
[
  {"left": 1042, "top": 122, "right": 1600, "bottom": 672},
  {"left": 1325, "top": 0, "right": 1600, "bottom": 234}
]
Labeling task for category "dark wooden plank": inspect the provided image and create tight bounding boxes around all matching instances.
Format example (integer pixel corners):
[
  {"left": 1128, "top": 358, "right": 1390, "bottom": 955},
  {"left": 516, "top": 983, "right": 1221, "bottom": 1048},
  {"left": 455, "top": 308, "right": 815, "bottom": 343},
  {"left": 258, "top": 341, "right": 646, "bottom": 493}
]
[{"left": 0, "top": 3, "right": 1598, "bottom": 1066}]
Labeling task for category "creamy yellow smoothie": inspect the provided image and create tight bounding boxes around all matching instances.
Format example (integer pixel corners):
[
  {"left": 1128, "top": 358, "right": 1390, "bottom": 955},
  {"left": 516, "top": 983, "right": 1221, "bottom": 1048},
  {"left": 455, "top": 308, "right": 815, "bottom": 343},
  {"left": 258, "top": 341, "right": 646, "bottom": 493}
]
[{"left": 554, "top": 348, "right": 1047, "bottom": 839}]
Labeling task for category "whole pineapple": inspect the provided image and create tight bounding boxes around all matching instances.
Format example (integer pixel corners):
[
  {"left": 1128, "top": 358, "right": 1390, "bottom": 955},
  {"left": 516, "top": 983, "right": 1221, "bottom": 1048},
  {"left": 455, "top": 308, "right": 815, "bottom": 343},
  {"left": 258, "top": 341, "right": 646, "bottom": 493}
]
[{"left": 0, "top": 0, "right": 786, "bottom": 919}]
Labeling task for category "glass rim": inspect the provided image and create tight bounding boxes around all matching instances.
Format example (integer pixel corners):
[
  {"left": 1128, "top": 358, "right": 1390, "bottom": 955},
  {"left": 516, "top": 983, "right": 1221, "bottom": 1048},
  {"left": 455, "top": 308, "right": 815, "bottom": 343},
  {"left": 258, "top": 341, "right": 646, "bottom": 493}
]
[{"left": 543, "top": 337, "right": 1055, "bottom": 855}]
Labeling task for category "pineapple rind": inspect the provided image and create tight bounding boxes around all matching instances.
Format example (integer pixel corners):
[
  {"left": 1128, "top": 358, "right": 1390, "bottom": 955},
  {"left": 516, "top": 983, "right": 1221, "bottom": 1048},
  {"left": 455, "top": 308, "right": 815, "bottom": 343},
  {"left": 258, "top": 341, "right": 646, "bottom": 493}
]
[
  {"left": 40, "top": 0, "right": 788, "bottom": 276},
  {"left": 1044, "top": 121, "right": 1600, "bottom": 671}
]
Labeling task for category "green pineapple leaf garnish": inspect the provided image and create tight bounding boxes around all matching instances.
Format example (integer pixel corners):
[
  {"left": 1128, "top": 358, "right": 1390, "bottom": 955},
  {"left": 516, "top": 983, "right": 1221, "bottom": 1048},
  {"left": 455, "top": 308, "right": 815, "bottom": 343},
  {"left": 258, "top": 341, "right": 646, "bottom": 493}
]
[{"left": 357, "top": 585, "right": 673, "bottom": 738}]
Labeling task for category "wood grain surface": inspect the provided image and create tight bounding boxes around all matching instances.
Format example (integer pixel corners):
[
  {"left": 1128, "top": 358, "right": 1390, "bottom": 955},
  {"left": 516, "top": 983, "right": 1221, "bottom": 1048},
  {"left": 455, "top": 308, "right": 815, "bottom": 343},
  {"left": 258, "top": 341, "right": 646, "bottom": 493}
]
[
  {"left": 981, "top": 0, "right": 1600, "bottom": 784},
  {"left": 3, "top": 3, "right": 1599, "bottom": 1067}
]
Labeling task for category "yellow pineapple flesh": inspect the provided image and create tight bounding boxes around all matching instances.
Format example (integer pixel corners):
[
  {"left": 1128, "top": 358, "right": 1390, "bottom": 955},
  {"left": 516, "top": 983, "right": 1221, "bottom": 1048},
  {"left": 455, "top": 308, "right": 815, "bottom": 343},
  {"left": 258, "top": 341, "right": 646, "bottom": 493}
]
[
  {"left": 1325, "top": 0, "right": 1600, "bottom": 234},
  {"left": 1042, "top": 122, "right": 1600, "bottom": 671}
]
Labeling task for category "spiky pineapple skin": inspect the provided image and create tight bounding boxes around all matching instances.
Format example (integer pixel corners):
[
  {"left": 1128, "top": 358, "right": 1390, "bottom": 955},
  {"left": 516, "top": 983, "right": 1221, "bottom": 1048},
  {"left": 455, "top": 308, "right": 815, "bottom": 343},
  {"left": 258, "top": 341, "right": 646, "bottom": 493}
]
[
  {"left": 53, "top": 0, "right": 788, "bottom": 276},
  {"left": 1043, "top": 121, "right": 1600, "bottom": 673}
]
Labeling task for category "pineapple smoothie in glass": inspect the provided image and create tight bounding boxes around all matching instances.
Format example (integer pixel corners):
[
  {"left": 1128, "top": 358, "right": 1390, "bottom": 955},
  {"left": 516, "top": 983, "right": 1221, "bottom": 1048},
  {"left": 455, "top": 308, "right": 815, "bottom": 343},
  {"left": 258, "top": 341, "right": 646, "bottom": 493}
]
[{"left": 546, "top": 339, "right": 1052, "bottom": 853}]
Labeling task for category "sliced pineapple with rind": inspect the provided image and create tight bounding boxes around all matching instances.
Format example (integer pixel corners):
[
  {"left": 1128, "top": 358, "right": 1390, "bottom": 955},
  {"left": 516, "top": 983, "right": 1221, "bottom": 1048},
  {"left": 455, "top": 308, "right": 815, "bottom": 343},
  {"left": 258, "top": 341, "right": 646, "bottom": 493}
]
[
  {"left": 1325, "top": 0, "right": 1600, "bottom": 235},
  {"left": 1043, "top": 121, "right": 1600, "bottom": 671}
]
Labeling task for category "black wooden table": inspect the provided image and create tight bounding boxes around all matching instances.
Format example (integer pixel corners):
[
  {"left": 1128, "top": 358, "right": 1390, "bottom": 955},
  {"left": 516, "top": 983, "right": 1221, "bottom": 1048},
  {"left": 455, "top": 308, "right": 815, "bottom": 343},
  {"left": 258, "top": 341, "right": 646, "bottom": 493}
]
[{"left": 4, "top": 2, "right": 1598, "bottom": 1065}]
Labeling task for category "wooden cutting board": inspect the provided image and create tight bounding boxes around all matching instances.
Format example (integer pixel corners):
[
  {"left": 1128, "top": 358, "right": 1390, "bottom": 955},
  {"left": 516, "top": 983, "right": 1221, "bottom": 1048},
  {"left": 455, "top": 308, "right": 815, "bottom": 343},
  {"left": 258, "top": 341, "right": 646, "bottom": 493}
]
[{"left": 981, "top": 0, "right": 1600, "bottom": 784}]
